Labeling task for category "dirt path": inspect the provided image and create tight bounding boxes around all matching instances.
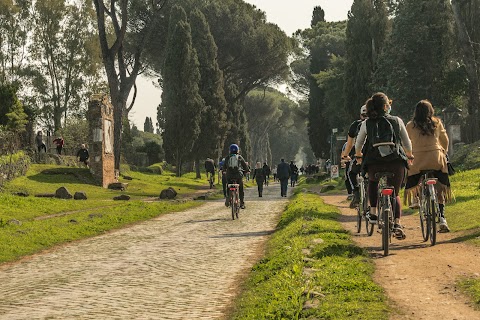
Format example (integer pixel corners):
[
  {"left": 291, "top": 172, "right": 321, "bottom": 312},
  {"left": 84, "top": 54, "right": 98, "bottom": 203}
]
[
  {"left": 0, "top": 183, "right": 288, "bottom": 320},
  {"left": 322, "top": 194, "right": 480, "bottom": 320}
]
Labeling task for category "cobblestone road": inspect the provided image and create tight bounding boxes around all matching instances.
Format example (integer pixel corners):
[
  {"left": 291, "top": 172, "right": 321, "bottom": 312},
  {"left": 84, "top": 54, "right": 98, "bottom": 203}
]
[{"left": 0, "top": 184, "right": 288, "bottom": 320}]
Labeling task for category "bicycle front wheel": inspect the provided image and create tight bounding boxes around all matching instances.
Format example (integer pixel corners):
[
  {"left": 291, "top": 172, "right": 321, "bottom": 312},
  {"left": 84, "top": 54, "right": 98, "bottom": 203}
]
[
  {"left": 356, "top": 206, "right": 362, "bottom": 233},
  {"left": 419, "top": 198, "right": 429, "bottom": 242}
]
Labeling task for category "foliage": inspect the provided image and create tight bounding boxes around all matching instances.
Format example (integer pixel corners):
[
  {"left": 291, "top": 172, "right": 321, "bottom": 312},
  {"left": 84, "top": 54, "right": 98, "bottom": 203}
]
[
  {"left": 374, "top": 0, "right": 456, "bottom": 120},
  {"left": 0, "top": 83, "right": 27, "bottom": 132},
  {"left": 230, "top": 193, "right": 388, "bottom": 319},
  {"left": 159, "top": 6, "right": 203, "bottom": 176},
  {"left": 56, "top": 118, "right": 89, "bottom": 155},
  {"left": 143, "top": 117, "right": 154, "bottom": 133},
  {"left": 458, "top": 278, "right": 480, "bottom": 307}
]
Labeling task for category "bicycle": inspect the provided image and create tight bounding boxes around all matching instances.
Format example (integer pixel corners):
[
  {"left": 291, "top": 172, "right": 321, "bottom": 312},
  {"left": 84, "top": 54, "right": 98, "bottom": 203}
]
[
  {"left": 418, "top": 170, "right": 440, "bottom": 245},
  {"left": 227, "top": 180, "right": 240, "bottom": 220},
  {"left": 375, "top": 172, "right": 402, "bottom": 256},
  {"left": 356, "top": 173, "right": 373, "bottom": 235}
]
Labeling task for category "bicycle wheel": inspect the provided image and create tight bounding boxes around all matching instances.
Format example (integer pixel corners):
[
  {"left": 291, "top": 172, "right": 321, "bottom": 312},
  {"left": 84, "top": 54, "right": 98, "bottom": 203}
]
[
  {"left": 356, "top": 206, "right": 362, "bottom": 233},
  {"left": 429, "top": 199, "right": 437, "bottom": 246},
  {"left": 419, "top": 197, "right": 429, "bottom": 242},
  {"left": 382, "top": 199, "right": 390, "bottom": 256},
  {"left": 235, "top": 195, "right": 240, "bottom": 219},
  {"left": 231, "top": 193, "right": 235, "bottom": 220}
]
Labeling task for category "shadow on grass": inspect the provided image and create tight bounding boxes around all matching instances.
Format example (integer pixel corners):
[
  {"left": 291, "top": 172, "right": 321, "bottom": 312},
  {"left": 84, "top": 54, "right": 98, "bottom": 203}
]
[
  {"left": 453, "top": 195, "right": 480, "bottom": 203},
  {"left": 311, "top": 243, "right": 365, "bottom": 259},
  {"left": 27, "top": 168, "right": 97, "bottom": 185},
  {"left": 443, "top": 228, "right": 480, "bottom": 243},
  {"left": 211, "top": 230, "right": 275, "bottom": 238}
]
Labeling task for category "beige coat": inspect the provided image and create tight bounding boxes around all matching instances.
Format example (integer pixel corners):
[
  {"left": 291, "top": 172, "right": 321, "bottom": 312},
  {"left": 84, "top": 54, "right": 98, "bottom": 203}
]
[{"left": 406, "top": 118, "right": 449, "bottom": 176}]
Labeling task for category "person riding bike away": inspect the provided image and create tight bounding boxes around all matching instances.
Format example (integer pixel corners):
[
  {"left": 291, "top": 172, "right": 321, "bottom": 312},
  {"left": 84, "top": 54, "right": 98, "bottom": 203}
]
[
  {"left": 404, "top": 100, "right": 453, "bottom": 232},
  {"left": 341, "top": 105, "right": 368, "bottom": 208},
  {"left": 204, "top": 158, "right": 216, "bottom": 183},
  {"left": 224, "top": 144, "right": 249, "bottom": 209},
  {"left": 355, "top": 92, "right": 414, "bottom": 239}
]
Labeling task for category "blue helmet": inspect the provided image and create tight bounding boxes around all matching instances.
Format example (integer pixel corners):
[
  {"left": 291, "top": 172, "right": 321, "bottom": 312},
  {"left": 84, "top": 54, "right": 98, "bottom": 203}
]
[{"left": 229, "top": 144, "right": 239, "bottom": 154}]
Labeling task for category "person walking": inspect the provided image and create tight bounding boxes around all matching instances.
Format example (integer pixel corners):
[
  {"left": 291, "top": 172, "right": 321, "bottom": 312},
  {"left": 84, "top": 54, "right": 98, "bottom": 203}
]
[
  {"left": 53, "top": 136, "right": 64, "bottom": 155},
  {"left": 277, "top": 158, "right": 291, "bottom": 197},
  {"left": 252, "top": 162, "right": 265, "bottom": 197},
  {"left": 404, "top": 100, "right": 453, "bottom": 232},
  {"left": 35, "top": 131, "right": 47, "bottom": 153},
  {"left": 76, "top": 144, "right": 90, "bottom": 167},
  {"left": 262, "top": 162, "right": 271, "bottom": 186}
]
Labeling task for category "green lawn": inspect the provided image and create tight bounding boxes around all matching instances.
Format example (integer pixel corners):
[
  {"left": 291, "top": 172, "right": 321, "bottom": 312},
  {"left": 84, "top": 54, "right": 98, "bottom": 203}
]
[
  {"left": 230, "top": 191, "right": 389, "bottom": 320},
  {"left": 0, "top": 163, "right": 211, "bottom": 263}
]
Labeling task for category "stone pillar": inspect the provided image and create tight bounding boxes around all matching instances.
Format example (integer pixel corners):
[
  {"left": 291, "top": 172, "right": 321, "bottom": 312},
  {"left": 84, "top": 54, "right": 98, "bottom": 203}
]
[{"left": 87, "top": 94, "right": 117, "bottom": 188}]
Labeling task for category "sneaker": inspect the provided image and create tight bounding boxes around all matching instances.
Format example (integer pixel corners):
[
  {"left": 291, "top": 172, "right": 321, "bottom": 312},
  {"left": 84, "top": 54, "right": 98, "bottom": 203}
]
[
  {"left": 439, "top": 217, "right": 450, "bottom": 233},
  {"left": 347, "top": 194, "right": 354, "bottom": 200},
  {"left": 393, "top": 224, "right": 406, "bottom": 240},
  {"left": 349, "top": 191, "right": 360, "bottom": 209},
  {"left": 240, "top": 203, "right": 246, "bottom": 209},
  {"left": 225, "top": 198, "right": 230, "bottom": 207},
  {"left": 367, "top": 213, "right": 378, "bottom": 223}
]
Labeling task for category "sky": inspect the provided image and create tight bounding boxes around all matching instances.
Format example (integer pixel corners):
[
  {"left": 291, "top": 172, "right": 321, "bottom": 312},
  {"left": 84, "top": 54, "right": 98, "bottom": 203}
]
[{"left": 129, "top": 1, "right": 354, "bottom": 129}]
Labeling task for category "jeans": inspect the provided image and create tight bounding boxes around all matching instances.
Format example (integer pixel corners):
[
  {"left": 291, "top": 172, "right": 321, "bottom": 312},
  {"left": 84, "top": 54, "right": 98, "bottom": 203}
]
[{"left": 280, "top": 178, "right": 288, "bottom": 196}]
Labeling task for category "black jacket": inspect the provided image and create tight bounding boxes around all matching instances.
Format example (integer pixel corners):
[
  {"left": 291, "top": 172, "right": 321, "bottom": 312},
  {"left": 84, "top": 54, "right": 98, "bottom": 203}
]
[{"left": 277, "top": 162, "right": 291, "bottom": 180}]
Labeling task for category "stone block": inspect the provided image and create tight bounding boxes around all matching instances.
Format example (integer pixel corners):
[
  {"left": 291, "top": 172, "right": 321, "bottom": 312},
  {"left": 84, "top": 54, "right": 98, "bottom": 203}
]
[
  {"left": 74, "top": 192, "right": 88, "bottom": 200},
  {"left": 159, "top": 187, "right": 177, "bottom": 199},
  {"left": 113, "top": 194, "right": 131, "bottom": 201},
  {"left": 108, "top": 182, "right": 128, "bottom": 191},
  {"left": 55, "top": 187, "right": 73, "bottom": 199}
]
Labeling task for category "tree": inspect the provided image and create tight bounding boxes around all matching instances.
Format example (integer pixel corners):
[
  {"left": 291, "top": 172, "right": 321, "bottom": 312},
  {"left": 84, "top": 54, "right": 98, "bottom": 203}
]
[
  {"left": 30, "top": 0, "right": 103, "bottom": 132},
  {"left": 311, "top": 6, "right": 325, "bottom": 27},
  {"left": 158, "top": 6, "right": 203, "bottom": 176},
  {"left": 189, "top": 8, "right": 228, "bottom": 177},
  {"left": 375, "top": 0, "right": 455, "bottom": 120},
  {"left": 143, "top": 116, "right": 154, "bottom": 133},
  {"left": 0, "top": 83, "right": 27, "bottom": 132},
  {"left": 344, "top": 0, "right": 389, "bottom": 118},
  {"left": 451, "top": 0, "right": 480, "bottom": 141},
  {"left": 93, "top": 0, "right": 168, "bottom": 170}
]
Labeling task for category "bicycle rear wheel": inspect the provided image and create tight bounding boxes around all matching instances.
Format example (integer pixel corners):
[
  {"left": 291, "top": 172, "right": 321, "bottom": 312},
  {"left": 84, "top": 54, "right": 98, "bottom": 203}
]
[
  {"left": 231, "top": 193, "right": 235, "bottom": 220},
  {"left": 356, "top": 206, "right": 362, "bottom": 233},
  {"left": 419, "top": 199, "right": 429, "bottom": 242},
  {"left": 382, "top": 199, "right": 390, "bottom": 256},
  {"left": 429, "top": 199, "right": 437, "bottom": 246}
]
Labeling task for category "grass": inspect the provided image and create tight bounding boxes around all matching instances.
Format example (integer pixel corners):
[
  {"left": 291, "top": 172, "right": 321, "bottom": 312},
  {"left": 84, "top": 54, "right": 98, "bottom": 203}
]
[
  {"left": 458, "top": 278, "right": 480, "bottom": 309},
  {"left": 0, "top": 163, "right": 212, "bottom": 263},
  {"left": 230, "top": 192, "right": 389, "bottom": 320}
]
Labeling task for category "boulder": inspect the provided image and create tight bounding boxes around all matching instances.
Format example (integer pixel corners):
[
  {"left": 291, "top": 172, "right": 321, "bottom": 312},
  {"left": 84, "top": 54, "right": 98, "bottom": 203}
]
[
  {"left": 108, "top": 182, "right": 128, "bottom": 191},
  {"left": 74, "top": 192, "right": 87, "bottom": 200},
  {"left": 159, "top": 187, "right": 177, "bottom": 199},
  {"left": 113, "top": 194, "right": 131, "bottom": 201},
  {"left": 122, "top": 175, "right": 133, "bottom": 180},
  {"left": 55, "top": 187, "right": 73, "bottom": 199}
]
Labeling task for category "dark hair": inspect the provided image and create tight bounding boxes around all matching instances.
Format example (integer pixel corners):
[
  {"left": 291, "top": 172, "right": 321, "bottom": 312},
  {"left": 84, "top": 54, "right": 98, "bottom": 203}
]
[
  {"left": 365, "top": 92, "right": 389, "bottom": 119},
  {"left": 412, "top": 100, "right": 437, "bottom": 136}
]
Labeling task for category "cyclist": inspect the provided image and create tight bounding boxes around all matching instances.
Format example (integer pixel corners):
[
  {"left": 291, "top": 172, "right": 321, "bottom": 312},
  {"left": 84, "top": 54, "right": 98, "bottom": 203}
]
[
  {"left": 224, "top": 144, "right": 249, "bottom": 209},
  {"left": 341, "top": 105, "right": 368, "bottom": 208},
  {"left": 404, "top": 100, "right": 452, "bottom": 232},
  {"left": 354, "top": 92, "right": 414, "bottom": 238},
  {"left": 204, "top": 158, "right": 216, "bottom": 184}
]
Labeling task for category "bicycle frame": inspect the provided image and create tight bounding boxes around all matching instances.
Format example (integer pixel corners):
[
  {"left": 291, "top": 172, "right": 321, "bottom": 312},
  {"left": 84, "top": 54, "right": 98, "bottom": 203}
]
[
  {"left": 228, "top": 182, "right": 240, "bottom": 220},
  {"left": 376, "top": 173, "right": 396, "bottom": 256},
  {"left": 419, "top": 171, "right": 440, "bottom": 245}
]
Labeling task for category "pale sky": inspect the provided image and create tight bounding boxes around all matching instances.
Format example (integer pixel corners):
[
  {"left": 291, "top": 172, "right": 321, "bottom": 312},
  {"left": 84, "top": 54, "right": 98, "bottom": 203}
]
[{"left": 129, "top": 1, "right": 353, "bottom": 129}]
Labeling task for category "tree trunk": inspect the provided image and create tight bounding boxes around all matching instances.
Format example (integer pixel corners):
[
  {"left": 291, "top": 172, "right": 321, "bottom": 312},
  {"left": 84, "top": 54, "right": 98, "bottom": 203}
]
[
  {"left": 195, "top": 158, "right": 201, "bottom": 179},
  {"left": 452, "top": 0, "right": 480, "bottom": 142}
]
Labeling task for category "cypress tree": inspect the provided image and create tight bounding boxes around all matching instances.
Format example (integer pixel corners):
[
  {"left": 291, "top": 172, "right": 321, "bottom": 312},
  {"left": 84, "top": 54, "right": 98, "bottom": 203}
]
[
  {"left": 159, "top": 5, "right": 203, "bottom": 176},
  {"left": 189, "top": 9, "right": 228, "bottom": 176}
]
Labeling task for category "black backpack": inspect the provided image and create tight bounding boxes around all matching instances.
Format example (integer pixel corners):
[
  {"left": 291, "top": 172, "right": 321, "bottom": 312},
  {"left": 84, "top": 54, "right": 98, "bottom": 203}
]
[{"left": 365, "top": 116, "right": 407, "bottom": 164}]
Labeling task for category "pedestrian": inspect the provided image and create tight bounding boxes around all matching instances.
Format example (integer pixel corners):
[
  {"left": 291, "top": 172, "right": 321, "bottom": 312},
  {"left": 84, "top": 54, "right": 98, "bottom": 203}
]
[
  {"left": 35, "top": 131, "right": 47, "bottom": 153},
  {"left": 272, "top": 166, "right": 277, "bottom": 182},
  {"left": 276, "top": 158, "right": 291, "bottom": 197},
  {"left": 252, "top": 162, "right": 265, "bottom": 197},
  {"left": 53, "top": 136, "right": 64, "bottom": 155},
  {"left": 262, "top": 162, "right": 271, "bottom": 185},
  {"left": 76, "top": 144, "right": 89, "bottom": 167}
]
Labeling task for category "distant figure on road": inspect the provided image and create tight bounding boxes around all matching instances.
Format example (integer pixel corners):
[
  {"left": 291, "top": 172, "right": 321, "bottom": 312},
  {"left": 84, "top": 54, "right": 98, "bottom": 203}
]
[
  {"left": 252, "top": 162, "right": 265, "bottom": 197},
  {"left": 276, "top": 158, "right": 291, "bottom": 197}
]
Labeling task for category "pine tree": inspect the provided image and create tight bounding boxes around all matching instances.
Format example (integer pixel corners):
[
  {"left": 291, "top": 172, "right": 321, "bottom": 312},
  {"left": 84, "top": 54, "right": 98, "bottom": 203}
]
[{"left": 159, "top": 5, "right": 203, "bottom": 176}]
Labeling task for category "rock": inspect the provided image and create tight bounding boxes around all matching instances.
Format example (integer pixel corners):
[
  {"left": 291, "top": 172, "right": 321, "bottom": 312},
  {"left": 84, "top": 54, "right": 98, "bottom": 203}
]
[
  {"left": 113, "top": 194, "right": 131, "bottom": 201},
  {"left": 108, "top": 182, "right": 128, "bottom": 191},
  {"left": 122, "top": 175, "right": 133, "bottom": 180},
  {"left": 14, "top": 192, "right": 29, "bottom": 197},
  {"left": 69, "top": 219, "right": 78, "bottom": 223},
  {"left": 159, "top": 187, "right": 177, "bottom": 199},
  {"left": 194, "top": 195, "right": 207, "bottom": 200},
  {"left": 55, "top": 187, "right": 73, "bottom": 199},
  {"left": 35, "top": 193, "right": 56, "bottom": 198},
  {"left": 74, "top": 192, "right": 87, "bottom": 200},
  {"left": 8, "top": 219, "right": 22, "bottom": 226}
]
